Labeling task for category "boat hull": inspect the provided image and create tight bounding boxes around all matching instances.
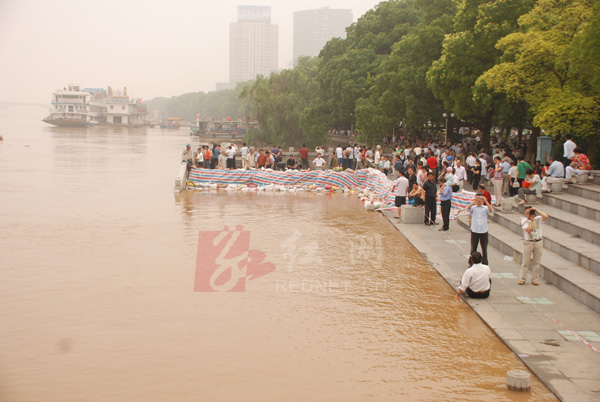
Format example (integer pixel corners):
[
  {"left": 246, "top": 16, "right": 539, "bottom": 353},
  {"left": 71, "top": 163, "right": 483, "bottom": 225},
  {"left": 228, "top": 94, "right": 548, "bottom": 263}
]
[{"left": 43, "top": 118, "right": 91, "bottom": 128}]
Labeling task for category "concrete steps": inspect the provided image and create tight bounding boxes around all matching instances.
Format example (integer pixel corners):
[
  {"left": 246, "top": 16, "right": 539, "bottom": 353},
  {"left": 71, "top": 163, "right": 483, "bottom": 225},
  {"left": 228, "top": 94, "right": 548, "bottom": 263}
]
[
  {"left": 457, "top": 215, "right": 600, "bottom": 314},
  {"left": 514, "top": 203, "right": 600, "bottom": 247},
  {"left": 490, "top": 209, "right": 600, "bottom": 275},
  {"left": 565, "top": 183, "right": 600, "bottom": 202},
  {"left": 541, "top": 192, "right": 600, "bottom": 222},
  {"left": 590, "top": 170, "right": 600, "bottom": 185}
]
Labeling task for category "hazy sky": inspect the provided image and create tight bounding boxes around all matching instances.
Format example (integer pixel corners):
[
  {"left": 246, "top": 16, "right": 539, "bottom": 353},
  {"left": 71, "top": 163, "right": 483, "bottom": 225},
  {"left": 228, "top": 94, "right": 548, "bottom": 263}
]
[{"left": 0, "top": 0, "right": 381, "bottom": 104}]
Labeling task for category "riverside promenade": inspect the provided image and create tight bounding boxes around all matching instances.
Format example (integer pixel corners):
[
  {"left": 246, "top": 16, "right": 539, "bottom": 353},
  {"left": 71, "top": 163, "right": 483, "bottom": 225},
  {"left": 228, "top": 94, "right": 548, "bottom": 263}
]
[{"left": 382, "top": 205, "right": 600, "bottom": 402}]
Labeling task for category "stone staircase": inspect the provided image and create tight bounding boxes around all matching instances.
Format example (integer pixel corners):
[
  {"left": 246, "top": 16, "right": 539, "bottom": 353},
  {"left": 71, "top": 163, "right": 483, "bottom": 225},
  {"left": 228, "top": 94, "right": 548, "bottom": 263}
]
[{"left": 457, "top": 170, "right": 600, "bottom": 314}]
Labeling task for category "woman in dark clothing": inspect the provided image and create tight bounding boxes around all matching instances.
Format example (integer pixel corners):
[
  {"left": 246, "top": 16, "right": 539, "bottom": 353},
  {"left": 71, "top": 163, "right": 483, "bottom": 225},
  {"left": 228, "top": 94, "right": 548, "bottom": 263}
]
[{"left": 471, "top": 159, "right": 482, "bottom": 191}]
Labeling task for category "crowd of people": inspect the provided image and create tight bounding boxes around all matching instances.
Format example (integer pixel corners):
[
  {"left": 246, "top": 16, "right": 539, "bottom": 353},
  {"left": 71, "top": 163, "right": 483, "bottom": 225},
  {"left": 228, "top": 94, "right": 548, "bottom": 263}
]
[
  {"left": 182, "top": 134, "right": 594, "bottom": 299},
  {"left": 182, "top": 137, "right": 592, "bottom": 213}
]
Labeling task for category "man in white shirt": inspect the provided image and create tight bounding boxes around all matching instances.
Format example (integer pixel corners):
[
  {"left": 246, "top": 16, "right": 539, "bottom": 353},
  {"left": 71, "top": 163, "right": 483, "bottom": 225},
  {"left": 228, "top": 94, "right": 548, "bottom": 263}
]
[
  {"left": 240, "top": 143, "right": 249, "bottom": 170},
  {"left": 374, "top": 145, "right": 382, "bottom": 167},
  {"left": 541, "top": 156, "right": 564, "bottom": 192},
  {"left": 392, "top": 171, "right": 409, "bottom": 219},
  {"left": 466, "top": 153, "right": 476, "bottom": 185},
  {"left": 563, "top": 134, "right": 576, "bottom": 167},
  {"left": 414, "top": 146, "right": 422, "bottom": 156},
  {"left": 479, "top": 156, "right": 488, "bottom": 180},
  {"left": 182, "top": 144, "right": 193, "bottom": 170},
  {"left": 356, "top": 150, "right": 364, "bottom": 169},
  {"left": 335, "top": 145, "right": 344, "bottom": 166},
  {"left": 194, "top": 147, "right": 204, "bottom": 167},
  {"left": 381, "top": 157, "right": 391, "bottom": 176},
  {"left": 466, "top": 195, "right": 493, "bottom": 265},
  {"left": 346, "top": 146, "right": 354, "bottom": 169},
  {"left": 454, "top": 160, "right": 467, "bottom": 191},
  {"left": 365, "top": 148, "right": 373, "bottom": 167},
  {"left": 519, "top": 207, "right": 549, "bottom": 285},
  {"left": 247, "top": 149, "right": 255, "bottom": 169},
  {"left": 429, "top": 142, "right": 438, "bottom": 154},
  {"left": 454, "top": 252, "right": 491, "bottom": 300},
  {"left": 312, "top": 154, "right": 327, "bottom": 170},
  {"left": 225, "top": 146, "right": 236, "bottom": 170}
]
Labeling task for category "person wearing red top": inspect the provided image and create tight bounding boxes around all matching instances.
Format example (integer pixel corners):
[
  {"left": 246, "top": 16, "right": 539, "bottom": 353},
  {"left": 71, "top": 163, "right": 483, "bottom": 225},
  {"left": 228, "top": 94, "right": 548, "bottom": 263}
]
[
  {"left": 203, "top": 146, "right": 211, "bottom": 169},
  {"left": 427, "top": 155, "right": 438, "bottom": 183},
  {"left": 257, "top": 150, "right": 268, "bottom": 168},
  {"left": 477, "top": 184, "right": 492, "bottom": 205},
  {"left": 566, "top": 147, "right": 591, "bottom": 183},
  {"left": 298, "top": 145, "right": 309, "bottom": 169}
]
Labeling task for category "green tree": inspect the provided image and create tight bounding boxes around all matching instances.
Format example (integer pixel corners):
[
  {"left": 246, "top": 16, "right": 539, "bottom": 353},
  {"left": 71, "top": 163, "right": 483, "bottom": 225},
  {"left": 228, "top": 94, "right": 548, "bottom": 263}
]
[
  {"left": 144, "top": 86, "right": 247, "bottom": 122},
  {"left": 240, "top": 57, "right": 320, "bottom": 147},
  {"left": 427, "top": 0, "right": 535, "bottom": 148},
  {"left": 356, "top": 0, "right": 456, "bottom": 144},
  {"left": 478, "top": 0, "right": 598, "bottom": 164},
  {"left": 304, "top": 0, "right": 422, "bottom": 139}
]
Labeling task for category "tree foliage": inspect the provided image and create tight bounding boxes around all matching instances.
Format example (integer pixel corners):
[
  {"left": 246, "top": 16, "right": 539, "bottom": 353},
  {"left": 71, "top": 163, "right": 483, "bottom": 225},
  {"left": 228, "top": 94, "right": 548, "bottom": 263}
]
[
  {"left": 356, "top": 0, "right": 456, "bottom": 144},
  {"left": 479, "top": 0, "right": 598, "bottom": 137},
  {"left": 427, "top": 0, "right": 535, "bottom": 147},
  {"left": 144, "top": 84, "right": 248, "bottom": 122},
  {"left": 144, "top": 0, "right": 598, "bottom": 167},
  {"left": 240, "top": 57, "right": 320, "bottom": 147}
]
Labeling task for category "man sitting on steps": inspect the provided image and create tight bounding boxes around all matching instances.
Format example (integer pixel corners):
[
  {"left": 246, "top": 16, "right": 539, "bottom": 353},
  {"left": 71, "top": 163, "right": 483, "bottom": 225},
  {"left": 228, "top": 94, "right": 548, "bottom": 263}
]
[
  {"left": 455, "top": 252, "right": 492, "bottom": 300},
  {"left": 541, "top": 156, "right": 564, "bottom": 193}
]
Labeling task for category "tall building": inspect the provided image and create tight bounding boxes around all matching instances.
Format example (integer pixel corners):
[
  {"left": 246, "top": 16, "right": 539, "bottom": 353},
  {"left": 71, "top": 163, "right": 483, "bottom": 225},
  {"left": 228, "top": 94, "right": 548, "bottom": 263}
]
[
  {"left": 293, "top": 7, "right": 353, "bottom": 66},
  {"left": 229, "top": 6, "right": 279, "bottom": 86}
]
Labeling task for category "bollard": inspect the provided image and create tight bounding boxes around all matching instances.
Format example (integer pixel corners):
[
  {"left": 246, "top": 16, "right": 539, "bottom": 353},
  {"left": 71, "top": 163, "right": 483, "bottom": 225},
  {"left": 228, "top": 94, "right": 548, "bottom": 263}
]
[
  {"left": 576, "top": 174, "right": 589, "bottom": 184},
  {"left": 401, "top": 205, "right": 423, "bottom": 224},
  {"left": 525, "top": 193, "right": 537, "bottom": 203},
  {"left": 550, "top": 182, "right": 563, "bottom": 193},
  {"left": 507, "top": 370, "right": 531, "bottom": 391}
]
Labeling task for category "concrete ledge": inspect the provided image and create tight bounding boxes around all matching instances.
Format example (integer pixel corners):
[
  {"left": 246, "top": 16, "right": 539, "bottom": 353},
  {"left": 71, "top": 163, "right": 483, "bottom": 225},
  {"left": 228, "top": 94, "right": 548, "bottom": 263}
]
[
  {"left": 525, "top": 203, "right": 600, "bottom": 248},
  {"left": 457, "top": 216, "right": 600, "bottom": 314},
  {"left": 383, "top": 213, "right": 600, "bottom": 402},
  {"left": 492, "top": 211, "right": 600, "bottom": 274},
  {"left": 174, "top": 162, "right": 189, "bottom": 192},
  {"left": 401, "top": 205, "right": 423, "bottom": 224},
  {"left": 566, "top": 183, "right": 600, "bottom": 202},
  {"left": 543, "top": 193, "right": 600, "bottom": 223}
]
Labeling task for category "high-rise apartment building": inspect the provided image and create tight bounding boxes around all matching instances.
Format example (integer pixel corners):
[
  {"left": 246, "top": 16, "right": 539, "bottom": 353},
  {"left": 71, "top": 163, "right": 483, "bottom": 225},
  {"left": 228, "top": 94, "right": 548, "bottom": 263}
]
[
  {"left": 293, "top": 8, "right": 353, "bottom": 65},
  {"left": 229, "top": 6, "right": 279, "bottom": 86}
]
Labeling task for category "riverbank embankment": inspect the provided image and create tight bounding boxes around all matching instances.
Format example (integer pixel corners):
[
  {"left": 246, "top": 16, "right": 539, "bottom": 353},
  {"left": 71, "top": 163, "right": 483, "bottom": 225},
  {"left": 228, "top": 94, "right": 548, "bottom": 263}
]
[{"left": 381, "top": 211, "right": 600, "bottom": 402}]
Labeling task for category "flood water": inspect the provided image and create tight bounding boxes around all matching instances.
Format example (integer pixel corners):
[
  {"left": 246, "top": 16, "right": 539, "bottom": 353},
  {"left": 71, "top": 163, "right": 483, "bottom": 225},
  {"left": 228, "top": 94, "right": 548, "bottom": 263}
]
[{"left": 0, "top": 105, "right": 557, "bottom": 401}]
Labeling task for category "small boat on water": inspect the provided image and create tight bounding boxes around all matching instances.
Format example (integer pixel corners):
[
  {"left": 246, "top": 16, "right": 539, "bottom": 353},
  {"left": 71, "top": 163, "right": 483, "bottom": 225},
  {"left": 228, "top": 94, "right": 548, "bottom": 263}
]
[{"left": 160, "top": 117, "right": 181, "bottom": 129}]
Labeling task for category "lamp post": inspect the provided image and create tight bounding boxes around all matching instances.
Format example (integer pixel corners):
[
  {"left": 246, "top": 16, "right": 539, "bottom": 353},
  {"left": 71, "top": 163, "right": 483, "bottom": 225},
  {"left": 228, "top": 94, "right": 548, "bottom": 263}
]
[
  {"left": 350, "top": 113, "right": 354, "bottom": 136},
  {"left": 443, "top": 112, "right": 455, "bottom": 144}
]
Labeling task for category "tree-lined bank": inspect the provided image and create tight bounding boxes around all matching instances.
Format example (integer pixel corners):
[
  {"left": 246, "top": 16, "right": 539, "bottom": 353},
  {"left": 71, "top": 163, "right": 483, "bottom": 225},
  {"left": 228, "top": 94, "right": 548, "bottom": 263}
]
[{"left": 147, "top": 0, "right": 598, "bottom": 165}]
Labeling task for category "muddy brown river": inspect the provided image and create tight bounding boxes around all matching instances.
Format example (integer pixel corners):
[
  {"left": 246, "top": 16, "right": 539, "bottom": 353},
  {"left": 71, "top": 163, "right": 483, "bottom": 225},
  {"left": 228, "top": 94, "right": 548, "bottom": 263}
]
[{"left": 0, "top": 106, "right": 557, "bottom": 401}]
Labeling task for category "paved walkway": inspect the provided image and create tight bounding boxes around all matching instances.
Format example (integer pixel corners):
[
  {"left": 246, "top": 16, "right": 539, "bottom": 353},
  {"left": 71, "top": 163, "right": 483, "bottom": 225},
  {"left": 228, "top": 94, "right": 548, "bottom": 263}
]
[{"left": 381, "top": 210, "right": 600, "bottom": 402}]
